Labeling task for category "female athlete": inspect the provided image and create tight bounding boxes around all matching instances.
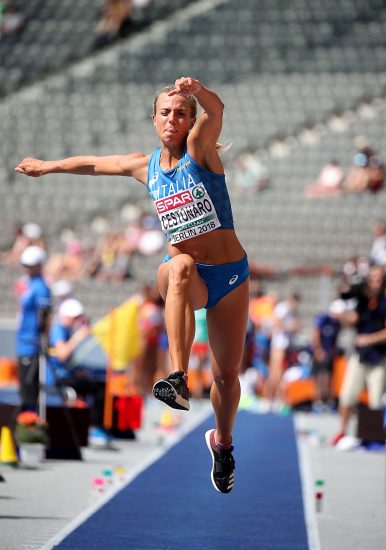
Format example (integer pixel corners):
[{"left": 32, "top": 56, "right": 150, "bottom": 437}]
[{"left": 16, "top": 77, "right": 250, "bottom": 493}]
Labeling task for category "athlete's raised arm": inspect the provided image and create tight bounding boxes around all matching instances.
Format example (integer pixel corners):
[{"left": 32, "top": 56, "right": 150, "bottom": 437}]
[
  {"left": 15, "top": 153, "right": 150, "bottom": 185},
  {"left": 168, "top": 77, "right": 224, "bottom": 171}
]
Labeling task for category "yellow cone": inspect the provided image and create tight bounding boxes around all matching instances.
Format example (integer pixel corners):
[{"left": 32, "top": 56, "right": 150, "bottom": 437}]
[{"left": 0, "top": 426, "right": 18, "bottom": 467}]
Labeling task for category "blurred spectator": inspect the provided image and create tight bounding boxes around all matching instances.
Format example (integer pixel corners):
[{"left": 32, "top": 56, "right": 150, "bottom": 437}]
[
  {"left": 0, "top": 222, "right": 45, "bottom": 265},
  {"left": 45, "top": 239, "right": 87, "bottom": 282},
  {"left": 0, "top": 223, "right": 25, "bottom": 265},
  {"left": 137, "top": 214, "right": 164, "bottom": 256},
  {"left": 123, "top": 220, "right": 143, "bottom": 258},
  {"left": 248, "top": 284, "right": 277, "bottom": 386},
  {"left": 134, "top": 283, "right": 164, "bottom": 395},
  {"left": 369, "top": 219, "right": 386, "bottom": 267},
  {"left": 305, "top": 159, "right": 344, "bottom": 198},
  {"left": 45, "top": 298, "right": 110, "bottom": 445},
  {"left": 232, "top": 151, "right": 270, "bottom": 194},
  {"left": 0, "top": 2, "right": 26, "bottom": 39},
  {"left": 331, "top": 265, "right": 386, "bottom": 445},
  {"left": 22, "top": 222, "right": 44, "bottom": 245},
  {"left": 248, "top": 283, "right": 276, "bottom": 336},
  {"left": 50, "top": 279, "right": 74, "bottom": 321},
  {"left": 311, "top": 299, "right": 344, "bottom": 411},
  {"left": 132, "top": 0, "right": 152, "bottom": 11},
  {"left": 263, "top": 292, "right": 302, "bottom": 411},
  {"left": 16, "top": 246, "right": 51, "bottom": 412},
  {"left": 338, "top": 255, "right": 370, "bottom": 300},
  {"left": 342, "top": 147, "right": 384, "bottom": 194},
  {"left": 95, "top": 231, "right": 132, "bottom": 281},
  {"left": 94, "top": 0, "right": 133, "bottom": 49},
  {"left": 46, "top": 298, "right": 90, "bottom": 388},
  {"left": 239, "top": 362, "right": 260, "bottom": 400}
]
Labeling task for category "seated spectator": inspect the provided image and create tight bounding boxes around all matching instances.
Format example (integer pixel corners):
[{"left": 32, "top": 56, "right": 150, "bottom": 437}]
[
  {"left": 46, "top": 298, "right": 110, "bottom": 445},
  {"left": 94, "top": 0, "right": 133, "bottom": 48},
  {"left": 0, "top": 2, "right": 26, "bottom": 39},
  {"left": 232, "top": 151, "right": 270, "bottom": 194},
  {"left": 45, "top": 239, "right": 87, "bottom": 282},
  {"left": 0, "top": 223, "right": 24, "bottom": 265},
  {"left": 305, "top": 159, "right": 344, "bottom": 198},
  {"left": 95, "top": 231, "right": 132, "bottom": 281},
  {"left": 50, "top": 279, "right": 73, "bottom": 321},
  {"left": 0, "top": 222, "right": 45, "bottom": 265},
  {"left": 46, "top": 298, "right": 90, "bottom": 387},
  {"left": 342, "top": 147, "right": 384, "bottom": 194}
]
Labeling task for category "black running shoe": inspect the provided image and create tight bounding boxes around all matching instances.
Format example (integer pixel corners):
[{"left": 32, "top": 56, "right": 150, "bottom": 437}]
[
  {"left": 152, "top": 371, "right": 190, "bottom": 411},
  {"left": 205, "top": 429, "right": 235, "bottom": 493}
]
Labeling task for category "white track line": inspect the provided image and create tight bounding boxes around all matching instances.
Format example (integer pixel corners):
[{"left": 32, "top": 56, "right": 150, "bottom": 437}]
[{"left": 294, "top": 413, "right": 322, "bottom": 550}]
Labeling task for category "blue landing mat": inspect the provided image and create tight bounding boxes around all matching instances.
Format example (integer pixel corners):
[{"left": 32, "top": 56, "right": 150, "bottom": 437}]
[{"left": 56, "top": 412, "right": 308, "bottom": 550}]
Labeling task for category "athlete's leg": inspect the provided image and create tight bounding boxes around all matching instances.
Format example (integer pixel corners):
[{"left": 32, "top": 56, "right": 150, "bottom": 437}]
[
  {"left": 158, "top": 254, "right": 208, "bottom": 374},
  {"left": 206, "top": 278, "right": 249, "bottom": 445}
]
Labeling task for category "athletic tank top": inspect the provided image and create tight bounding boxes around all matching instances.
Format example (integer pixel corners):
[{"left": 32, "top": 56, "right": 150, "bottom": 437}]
[{"left": 146, "top": 146, "right": 234, "bottom": 244}]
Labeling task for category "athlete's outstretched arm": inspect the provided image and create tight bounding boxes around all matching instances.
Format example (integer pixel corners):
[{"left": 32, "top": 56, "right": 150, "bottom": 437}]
[{"left": 15, "top": 153, "right": 149, "bottom": 184}]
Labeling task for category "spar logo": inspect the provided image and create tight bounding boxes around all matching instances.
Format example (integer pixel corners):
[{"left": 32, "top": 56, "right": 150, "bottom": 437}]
[
  {"left": 155, "top": 189, "right": 193, "bottom": 214},
  {"left": 192, "top": 185, "right": 205, "bottom": 199}
]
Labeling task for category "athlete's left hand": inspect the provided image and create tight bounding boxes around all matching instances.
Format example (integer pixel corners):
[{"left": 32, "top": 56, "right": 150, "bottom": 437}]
[{"left": 169, "top": 77, "right": 202, "bottom": 98}]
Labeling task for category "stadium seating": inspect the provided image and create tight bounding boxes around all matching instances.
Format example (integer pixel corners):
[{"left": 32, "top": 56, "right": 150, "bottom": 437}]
[
  {"left": 1, "top": 0, "right": 386, "bottom": 325},
  {"left": 0, "top": 0, "right": 197, "bottom": 97}
]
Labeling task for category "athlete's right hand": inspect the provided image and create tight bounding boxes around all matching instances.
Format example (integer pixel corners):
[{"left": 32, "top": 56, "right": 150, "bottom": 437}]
[{"left": 15, "top": 157, "right": 45, "bottom": 177}]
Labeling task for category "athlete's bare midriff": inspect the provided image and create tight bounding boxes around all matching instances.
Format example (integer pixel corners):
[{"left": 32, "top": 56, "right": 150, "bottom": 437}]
[{"left": 167, "top": 229, "right": 245, "bottom": 264}]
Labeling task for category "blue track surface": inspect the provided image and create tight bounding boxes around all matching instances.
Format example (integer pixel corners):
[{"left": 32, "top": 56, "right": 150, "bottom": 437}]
[{"left": 56, "top": 411, "right": 309, "bottom": 549}]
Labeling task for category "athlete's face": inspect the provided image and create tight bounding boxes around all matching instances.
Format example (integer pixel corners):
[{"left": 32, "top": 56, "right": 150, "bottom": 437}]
[{"left": 153, "top": 93, "right": 195, "bottom": 145}]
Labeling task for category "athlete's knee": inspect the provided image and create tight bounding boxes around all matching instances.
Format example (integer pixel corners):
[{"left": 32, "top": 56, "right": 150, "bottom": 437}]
[
  {"left": 212, "top": 368, "right": 240, "bottom": 390},
  {"left": 169, "top": 255, "right": 196, "bottom": 290}
]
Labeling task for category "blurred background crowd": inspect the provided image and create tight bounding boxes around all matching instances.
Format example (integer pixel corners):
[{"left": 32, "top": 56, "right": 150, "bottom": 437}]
[{"left": 1, "top": 0, "right": 386, "bottom": 449}]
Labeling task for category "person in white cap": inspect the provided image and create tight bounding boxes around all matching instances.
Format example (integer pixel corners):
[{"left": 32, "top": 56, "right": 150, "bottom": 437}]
[
  {"left": 50, "top": 279, "right": 74, "bottom": 322},
  {"left": 46, "top": 298, "right": 90, "bottom": 386},
  {"left": 46, "top": 299, "right": 109, "bottom": 445},
  {"left": 16, "top": 246, "right": 51, "bottom": 412}
]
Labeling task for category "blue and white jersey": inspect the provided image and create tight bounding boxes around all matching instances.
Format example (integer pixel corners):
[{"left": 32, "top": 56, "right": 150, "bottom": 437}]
[{"left": 147, "top": 146, "right": 234, "bottom": 244}]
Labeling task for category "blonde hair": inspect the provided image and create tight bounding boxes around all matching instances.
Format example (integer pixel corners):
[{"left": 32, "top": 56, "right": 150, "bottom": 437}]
[{"left": 152, "top": 85, "right": 230, "bottom": 154}]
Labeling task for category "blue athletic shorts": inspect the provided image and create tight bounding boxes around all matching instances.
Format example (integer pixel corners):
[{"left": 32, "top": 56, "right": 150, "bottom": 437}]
[{"left": 162, "top": 253, "right": 249, "bottom": 309}]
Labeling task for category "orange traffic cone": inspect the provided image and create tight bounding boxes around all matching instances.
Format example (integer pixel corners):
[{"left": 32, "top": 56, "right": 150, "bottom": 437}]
[{"left": 0, "top": 426, "right": 18, "bottom": 467}]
